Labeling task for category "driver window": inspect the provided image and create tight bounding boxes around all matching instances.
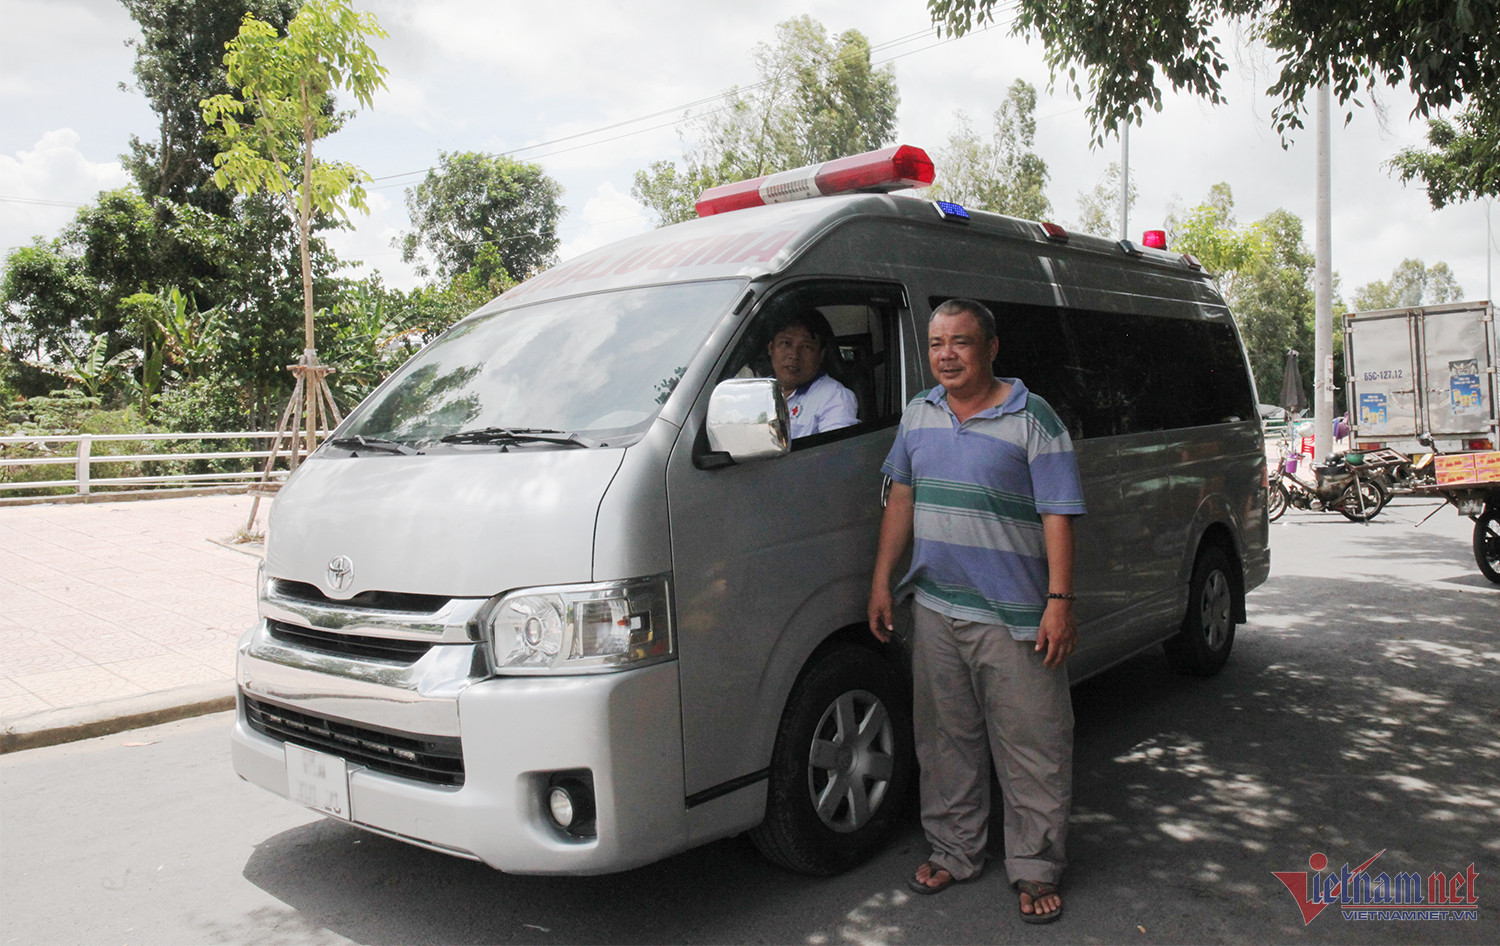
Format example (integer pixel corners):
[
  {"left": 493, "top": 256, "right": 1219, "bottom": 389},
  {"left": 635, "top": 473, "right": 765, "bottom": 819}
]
[{"left": 723, "top": 282, "right": 904, "bottom": 444}]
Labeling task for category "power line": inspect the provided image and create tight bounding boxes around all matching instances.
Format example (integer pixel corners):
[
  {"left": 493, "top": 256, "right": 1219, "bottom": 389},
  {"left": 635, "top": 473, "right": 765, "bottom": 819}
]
[
  {"left": 0, "top": 195, "right": 88, "bottom": 208},
  {"left": 367, "top": 14, "right": 1018, "bottom": 189}
]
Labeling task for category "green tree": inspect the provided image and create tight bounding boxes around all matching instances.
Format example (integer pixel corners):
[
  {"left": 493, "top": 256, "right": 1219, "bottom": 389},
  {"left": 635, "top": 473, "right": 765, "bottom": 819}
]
[
  {"left": 1228, "top": 208, "right": 1318, "bottom": 401},
  {"left": 930, "top": 80, "right": 1051, "bottom": 219},
  {"left": 399, "top": 152, "right": 564, "bottom": 283},
  {"left": 1388, "top": 102, "right": 1500, "bottom": 206},
  {"left": 1352, "top": 259, "right": 1464, "bottom": 310},
  {"left": 926, "top": 1, "right": 1500, "bottom": 169},
  {"left": 1, "top": 189, "right": 240, "bottom": 371},
  {"left": 632, "top": 16, "right": 900, "bottom": 226},
  {"left": 1073, "top": 162, "right": 1136, "bottom": 237},
  {"left": 201, "top": 0, "right": 388, "bottom": 356},
  {"left": 120, "top": 0, "right": 300, "bottom": 213},
  {"left": 1167, "top": 183, "right": 1269, "bottom": 299}
]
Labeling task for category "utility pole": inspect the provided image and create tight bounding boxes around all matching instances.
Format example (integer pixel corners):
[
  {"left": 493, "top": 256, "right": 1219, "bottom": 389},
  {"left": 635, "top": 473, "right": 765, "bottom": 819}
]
[
  {"left": 1313, "top": 82, "right": 1335, "bottom": 461},
  {"left": 1119, "top": 123, "right": 1130, "bottom": 241}
]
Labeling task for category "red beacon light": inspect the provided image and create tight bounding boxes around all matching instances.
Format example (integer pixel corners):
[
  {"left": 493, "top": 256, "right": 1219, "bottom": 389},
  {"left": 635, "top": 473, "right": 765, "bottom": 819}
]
[
  {"left": 695, "top": 145, "right": 936, "bottom": 217},
  {"left": 1142, "top": 229, "right": 1168, "bottom": 249}
]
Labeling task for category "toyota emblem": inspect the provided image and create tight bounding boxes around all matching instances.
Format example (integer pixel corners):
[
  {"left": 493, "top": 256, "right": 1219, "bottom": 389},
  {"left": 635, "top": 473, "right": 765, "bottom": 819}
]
[{"left": 326, "top": 555, "right": 355, "bottom": 592}]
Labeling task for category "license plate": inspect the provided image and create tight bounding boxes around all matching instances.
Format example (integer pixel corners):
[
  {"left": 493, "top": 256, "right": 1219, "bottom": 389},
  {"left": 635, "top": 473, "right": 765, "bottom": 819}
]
[{"left": 285, "top": 743, "right": 352, "bottom": 820}]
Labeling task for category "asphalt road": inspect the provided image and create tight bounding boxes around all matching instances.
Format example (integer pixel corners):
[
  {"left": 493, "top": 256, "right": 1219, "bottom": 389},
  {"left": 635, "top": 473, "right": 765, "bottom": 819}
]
[{"left": 2, "top": 497, "right": 1496, "bottom": 945}]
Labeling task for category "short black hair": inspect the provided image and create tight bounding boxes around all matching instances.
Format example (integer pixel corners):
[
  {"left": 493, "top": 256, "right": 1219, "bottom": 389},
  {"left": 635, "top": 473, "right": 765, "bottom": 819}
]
[
  {"left": 772, "top": 309, "right": 836, "bottom": 350},
  {"left": 769, "top": 309, "right": 843, "bottom": 381},
  {"left": 932, "top": 298, "right": 996, "bottom": 341}
]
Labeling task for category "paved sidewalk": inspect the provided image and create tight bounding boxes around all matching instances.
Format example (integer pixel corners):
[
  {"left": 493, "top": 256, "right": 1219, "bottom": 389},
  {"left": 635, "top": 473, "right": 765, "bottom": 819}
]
[{"left": 0, "top": 493, "right": 264, "bottom": 750}]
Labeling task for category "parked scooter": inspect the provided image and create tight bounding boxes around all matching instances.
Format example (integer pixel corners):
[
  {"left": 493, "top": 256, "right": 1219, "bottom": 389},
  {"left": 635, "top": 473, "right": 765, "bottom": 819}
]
[{"left": 1267, "top": 448, "right": 1391, "bottom": 522}]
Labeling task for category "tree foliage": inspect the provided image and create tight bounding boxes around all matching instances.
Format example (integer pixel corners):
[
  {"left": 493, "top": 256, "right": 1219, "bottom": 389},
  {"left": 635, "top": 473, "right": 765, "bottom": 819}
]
[
  {"left": 400, "top": 152, "right": 564, "bottom": 283},
  {"left": 2, "top": 189, "right": 236, "bottom": 364},
  {"left": 632, "top": 16, "right": 900, "bottom": 226},
  {"left": 927, "top": 0, "right": 1500, "bottom": 165},
  {"left": 1351, "top": 259, "right": 1464, "bottom": 310},
  {"left": 1228, "top": 208, "right": 1319, "bottom": 402},
  {"left": 1167, "top": 183, "right": 1269, "bottom": 299},
  {"left": 1387, "top": 100, "right": 1500, "bottom": 206},
  {"left": 201, "top": 0, "right": 388, "bottom": 350},
  {"left": 120, "top": 0, "right": 300, "bottom": 213},
  {"left": 930, "top": 80, "right": 1051, "bottom": 219},
  {"left": 1073, "top": 163, "right": 1136, "bottom": 238}
]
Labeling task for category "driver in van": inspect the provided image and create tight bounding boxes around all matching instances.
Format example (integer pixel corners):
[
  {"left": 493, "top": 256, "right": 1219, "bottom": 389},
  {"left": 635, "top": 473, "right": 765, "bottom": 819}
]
[{"left": 767, "top": 311, "right": 859, "bottom": 438}]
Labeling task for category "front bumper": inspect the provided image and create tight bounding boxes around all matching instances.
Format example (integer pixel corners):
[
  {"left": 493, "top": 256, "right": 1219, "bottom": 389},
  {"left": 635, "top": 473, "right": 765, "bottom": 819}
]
[{"left": 231, "top": 621, "right": 688, "bottom": 874}]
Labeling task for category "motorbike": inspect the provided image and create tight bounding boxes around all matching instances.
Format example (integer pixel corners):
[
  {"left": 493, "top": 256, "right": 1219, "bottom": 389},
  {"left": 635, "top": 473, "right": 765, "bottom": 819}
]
[
  {"left": 1267, "top": 448, "right": 1392, "bottom": 522},
  {"left": 1363, "top": 448, "right": 1436, "bottom": 495}
]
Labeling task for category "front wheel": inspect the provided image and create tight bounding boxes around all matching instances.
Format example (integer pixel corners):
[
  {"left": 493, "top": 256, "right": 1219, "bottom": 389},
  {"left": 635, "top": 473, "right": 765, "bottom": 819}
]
[
  {"left": 1164, "top": 545, "right": 1237, "bottom": 676},
  {"left": 1267, "top": 482, "right": 1288, "bottom": 522},
  {"left": 749, "top": 644, "right": 914, "bottom": 875},
  {"left": 1337, "top": 479, "right": 1387, "bottom": 522},
  {"left": 1475, "top": 508, "right": 1500, "bottom": 585}
]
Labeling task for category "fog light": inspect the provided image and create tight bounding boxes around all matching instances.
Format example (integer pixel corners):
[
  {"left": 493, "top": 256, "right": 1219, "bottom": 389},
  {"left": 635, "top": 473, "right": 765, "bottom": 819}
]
[
  {"left": 545, "top": 775, "right": 596, "bottom": 837},
  {"left": 548, "top": 786, "right": 575, "bottom": 826}
]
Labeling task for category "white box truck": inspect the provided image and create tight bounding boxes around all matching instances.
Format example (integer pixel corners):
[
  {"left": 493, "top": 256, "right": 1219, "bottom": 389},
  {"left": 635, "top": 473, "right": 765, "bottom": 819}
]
[{"left": 1343, "top": 300, "right": 1498, "bottom": 455}]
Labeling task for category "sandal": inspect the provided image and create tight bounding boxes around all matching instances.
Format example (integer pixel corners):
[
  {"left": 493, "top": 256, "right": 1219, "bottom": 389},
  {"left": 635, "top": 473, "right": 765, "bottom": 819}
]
[
  {"left": 907, "top": 860, "right": 972, "bottom": 895},
  {"left": 1016, "top": 879, "right": 1063, "bottom": 924}
]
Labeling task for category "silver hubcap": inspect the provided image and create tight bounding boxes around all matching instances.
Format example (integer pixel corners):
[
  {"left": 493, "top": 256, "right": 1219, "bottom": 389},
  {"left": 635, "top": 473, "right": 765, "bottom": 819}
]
[
  {"left": 806, "top": 689, "right": 894, "bottom": 834},
  {"left": 1199, "top": 570, "right": 1232, "bottom": 651}
]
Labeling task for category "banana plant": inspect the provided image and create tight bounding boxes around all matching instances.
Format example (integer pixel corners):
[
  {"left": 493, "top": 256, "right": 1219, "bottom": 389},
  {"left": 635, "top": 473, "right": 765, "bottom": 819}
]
[
  {"left": 59, "top": 331, "right": 134, "bottom": 399},
  {"left": 151, "top": 287, "right": 224, "bottom": 381}
]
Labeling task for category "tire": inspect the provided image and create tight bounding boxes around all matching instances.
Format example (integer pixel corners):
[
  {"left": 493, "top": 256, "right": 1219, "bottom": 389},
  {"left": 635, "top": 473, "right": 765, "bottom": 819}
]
[
  {"left": 1475, "top": 508, "right": 1500, "bottom": 585},
  {"left": 1336, "top": 479, "right": 1387, "bottom": 522},
  {"left": 1267, "top": 482, "right": 1288, "bottom": 522},
  {"left": 749, "top": 644, "right": 914, "bottom": 875},
  {"left": 1164, "top": 545, "right": 1237, "bottom": 676}
]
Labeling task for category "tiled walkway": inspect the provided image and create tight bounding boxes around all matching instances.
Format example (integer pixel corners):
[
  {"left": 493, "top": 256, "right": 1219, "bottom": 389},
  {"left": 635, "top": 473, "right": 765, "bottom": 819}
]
[{"left": 0, "top": 494, "right": 262, "bottom": 723}]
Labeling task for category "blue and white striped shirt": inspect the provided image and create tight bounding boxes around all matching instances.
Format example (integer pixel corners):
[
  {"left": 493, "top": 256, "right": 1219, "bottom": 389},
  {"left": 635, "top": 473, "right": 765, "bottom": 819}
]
[{"left": 881, "top": 377, "right": 1086, "bottom": 639}]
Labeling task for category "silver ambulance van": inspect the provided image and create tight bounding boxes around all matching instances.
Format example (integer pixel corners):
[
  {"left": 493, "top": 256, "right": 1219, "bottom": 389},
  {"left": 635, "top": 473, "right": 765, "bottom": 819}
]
[{"left": 231, "top": 145, "right": 1270, "bottom": 876}]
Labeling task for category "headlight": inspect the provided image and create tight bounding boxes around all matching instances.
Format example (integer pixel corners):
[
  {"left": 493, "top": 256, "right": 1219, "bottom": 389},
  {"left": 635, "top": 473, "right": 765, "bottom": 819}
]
[{"left": 479, "top": 575, "right": 673, "bottom": 674}]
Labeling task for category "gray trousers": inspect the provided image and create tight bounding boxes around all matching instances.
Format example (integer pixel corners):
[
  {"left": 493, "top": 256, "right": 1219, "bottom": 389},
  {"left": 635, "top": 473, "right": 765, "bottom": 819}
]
[{"left": 912, "top": 603, "right": 1073, "bottom": 885}]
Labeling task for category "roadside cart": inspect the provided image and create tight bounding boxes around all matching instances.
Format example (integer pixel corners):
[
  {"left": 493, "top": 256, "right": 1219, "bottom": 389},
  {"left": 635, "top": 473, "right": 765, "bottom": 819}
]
[{"left": 1413, "top": 451, "right": 1500, "bottom": 584}]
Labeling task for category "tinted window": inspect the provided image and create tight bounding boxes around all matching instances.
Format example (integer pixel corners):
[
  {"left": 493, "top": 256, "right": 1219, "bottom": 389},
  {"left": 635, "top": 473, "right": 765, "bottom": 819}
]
[{"left": 931, "top": 298, "right": 1256, "bottom": 439}]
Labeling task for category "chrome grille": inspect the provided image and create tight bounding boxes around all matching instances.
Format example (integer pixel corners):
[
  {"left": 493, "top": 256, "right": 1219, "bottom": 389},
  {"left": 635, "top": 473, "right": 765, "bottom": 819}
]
[
  {"left": 244, "top": 694, "right": 465, "bottom": 786},
  {"left": 266, "top": 619, "right": 435, "bottom": 663}
]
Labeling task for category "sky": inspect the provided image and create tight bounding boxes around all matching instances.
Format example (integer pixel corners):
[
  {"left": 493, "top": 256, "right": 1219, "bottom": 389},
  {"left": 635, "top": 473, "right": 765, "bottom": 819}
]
[{"left": 2, "top": 0, "right": 1497, "bottom": 304}]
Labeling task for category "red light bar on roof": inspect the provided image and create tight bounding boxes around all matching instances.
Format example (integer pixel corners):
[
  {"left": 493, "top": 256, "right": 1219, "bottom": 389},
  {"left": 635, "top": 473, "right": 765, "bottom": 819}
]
[{"left": 695, "top": 145, "right": 936, "bottom": 217}]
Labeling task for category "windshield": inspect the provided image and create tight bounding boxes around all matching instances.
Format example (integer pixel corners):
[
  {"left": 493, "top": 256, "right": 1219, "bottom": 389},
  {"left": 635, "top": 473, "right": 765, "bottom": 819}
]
[{"left": 340, "top": 280, "right": 744, "bottom": 447}]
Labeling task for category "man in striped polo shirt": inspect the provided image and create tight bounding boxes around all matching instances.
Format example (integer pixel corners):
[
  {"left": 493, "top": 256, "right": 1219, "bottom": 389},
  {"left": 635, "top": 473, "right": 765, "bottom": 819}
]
[{"left": 868, "top": 298, "right": 1085, "bottom": 924}]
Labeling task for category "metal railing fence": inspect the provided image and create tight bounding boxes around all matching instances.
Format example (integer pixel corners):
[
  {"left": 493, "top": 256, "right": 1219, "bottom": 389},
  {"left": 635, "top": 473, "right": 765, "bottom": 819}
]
[{"left": 0, "top": 430, "right": 326, "bottom": 499}]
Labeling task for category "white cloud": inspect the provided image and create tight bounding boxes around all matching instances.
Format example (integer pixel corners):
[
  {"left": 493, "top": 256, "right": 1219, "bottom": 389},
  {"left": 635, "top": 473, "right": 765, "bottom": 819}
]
[
  {"left": 323, "top": 189, "right": 422, "bottom": 290},
  {"left": 558, "top": 182, "right": 651, "bottom": 261},
  {"left": 0, "top": 129, "right": 129, "bottom": 254}
]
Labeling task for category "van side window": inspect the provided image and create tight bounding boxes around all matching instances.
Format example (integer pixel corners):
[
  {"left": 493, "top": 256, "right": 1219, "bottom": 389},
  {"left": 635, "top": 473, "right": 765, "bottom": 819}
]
[
  {"left": 727, "top": 282, "right": 905, "bottom": 443},
  {"left": 929, "top": 297, "right": 1257, "bottom": 439}
]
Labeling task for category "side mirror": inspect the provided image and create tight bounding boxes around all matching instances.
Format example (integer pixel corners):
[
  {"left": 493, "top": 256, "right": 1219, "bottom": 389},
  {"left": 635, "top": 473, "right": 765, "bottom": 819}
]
[{"left": 706, "top": 378, "right": 789, "bottom": 463}]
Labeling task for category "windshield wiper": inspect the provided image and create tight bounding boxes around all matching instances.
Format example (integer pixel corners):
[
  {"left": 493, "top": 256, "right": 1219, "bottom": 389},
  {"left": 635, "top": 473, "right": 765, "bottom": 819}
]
[
  {"left": 328, "top": 435, "right": 422, "bottom": 456},
  {"left": 437, "top": 427, "right": 598, "bottom": 448}
]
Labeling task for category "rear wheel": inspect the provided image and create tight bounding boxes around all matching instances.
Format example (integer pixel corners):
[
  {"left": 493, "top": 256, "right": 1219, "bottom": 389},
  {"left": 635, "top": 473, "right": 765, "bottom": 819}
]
[
  {"left": 1337, "top": 479, "right": 1387, "bottom": 522},
  {"left": 1164, "top": 545, "right": 1237, "bottom": 676},
  {"left": 1475, "top": 508, "right": 1500, "bottom": 585},
  {"left": 1267, "top": 482, "right": 1288, "bottom": 522},
  {"left": 749, "top": 644, "right": 914, "bottom": 875}
]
